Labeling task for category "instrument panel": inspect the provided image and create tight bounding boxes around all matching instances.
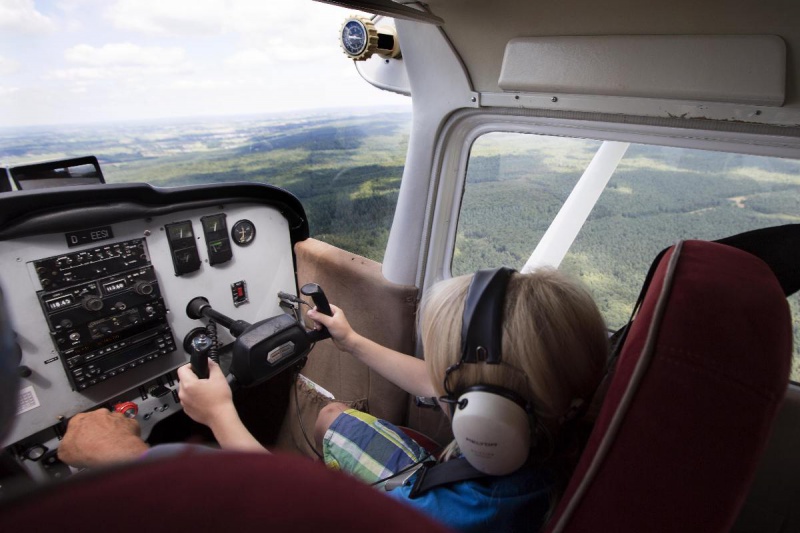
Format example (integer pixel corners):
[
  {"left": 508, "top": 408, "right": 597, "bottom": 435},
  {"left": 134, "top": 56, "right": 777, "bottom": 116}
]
[{"left": 0, "top": 185, "right": 305, "bottom": 477}]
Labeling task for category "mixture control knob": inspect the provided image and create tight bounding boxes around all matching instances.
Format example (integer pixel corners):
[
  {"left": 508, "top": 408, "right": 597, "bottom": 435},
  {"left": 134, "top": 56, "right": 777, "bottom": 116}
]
[
  {"left": 134, "top": 280, "right": 154, "bottom": 296},
  {"left": 114, "top": 402, "right": 138, "bottom": 419},
  {"left": 81, "top": 295, "right": 104, "bottom": 312}
]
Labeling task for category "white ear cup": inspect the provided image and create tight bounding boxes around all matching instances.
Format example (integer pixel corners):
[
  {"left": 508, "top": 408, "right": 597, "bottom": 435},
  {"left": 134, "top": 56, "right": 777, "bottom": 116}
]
[{"left": 451, "top": 390, "right": 531, "bottom": 476}]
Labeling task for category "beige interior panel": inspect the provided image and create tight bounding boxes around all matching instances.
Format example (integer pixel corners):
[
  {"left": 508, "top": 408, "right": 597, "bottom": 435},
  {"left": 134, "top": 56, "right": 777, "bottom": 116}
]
[
  {"left": 274, "top": 239, "right": 419, "bottom": 456},
  {"left": 499, "top": 35, "right": 785, "bottom": 106},
  {"left": 426, "top": 0, "right": 800, "bottom": 109}
]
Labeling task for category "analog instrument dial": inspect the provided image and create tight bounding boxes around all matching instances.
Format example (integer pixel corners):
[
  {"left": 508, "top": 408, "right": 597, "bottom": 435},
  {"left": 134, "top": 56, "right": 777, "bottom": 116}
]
[
  {"left": 231, "top": 219, "right": 256, "bottom": 246},
  {"left": 339, "top": 16, "right": 382, "bottom": 61}
]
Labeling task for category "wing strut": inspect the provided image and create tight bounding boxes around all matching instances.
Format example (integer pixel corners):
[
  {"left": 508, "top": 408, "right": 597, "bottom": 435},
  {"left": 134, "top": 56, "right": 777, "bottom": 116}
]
[{"left": 521, "top": 141, "right": 630, "bottom": 273}]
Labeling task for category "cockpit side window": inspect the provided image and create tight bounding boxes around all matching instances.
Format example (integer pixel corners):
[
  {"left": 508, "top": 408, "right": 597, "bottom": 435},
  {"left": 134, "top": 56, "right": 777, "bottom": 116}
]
[
  {"left": 455, "top": 131, "right": 800, "bottom": 382},
  {"left": 453, "top": 133, "right": 600, "bottom": 275}
]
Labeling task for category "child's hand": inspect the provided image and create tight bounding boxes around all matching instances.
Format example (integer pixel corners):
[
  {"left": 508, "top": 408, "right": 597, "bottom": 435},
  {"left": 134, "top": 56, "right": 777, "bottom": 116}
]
[
  {"left": 307, "top": 304, "right": 357, "bottom": 353},
  {"left": 177, "top": 360, "right": 235, "bottom": 428}
]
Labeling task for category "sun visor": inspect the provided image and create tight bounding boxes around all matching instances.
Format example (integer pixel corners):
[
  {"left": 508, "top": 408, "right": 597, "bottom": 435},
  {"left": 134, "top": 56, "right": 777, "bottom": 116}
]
[{"left": 498, "top": 35, "right": 786, "bottom": 106}]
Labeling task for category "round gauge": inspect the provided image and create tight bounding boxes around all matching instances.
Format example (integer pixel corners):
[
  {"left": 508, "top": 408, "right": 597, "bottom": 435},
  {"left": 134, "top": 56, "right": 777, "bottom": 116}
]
[
  {"left": 339, "top": 16, "right": 399, "bottom": 61},
  {"left": 341, "top": 18, "right": 369, "bottom": 56},
  {"left": 231, "top": 219, "right": 256, "bottom": 246}
]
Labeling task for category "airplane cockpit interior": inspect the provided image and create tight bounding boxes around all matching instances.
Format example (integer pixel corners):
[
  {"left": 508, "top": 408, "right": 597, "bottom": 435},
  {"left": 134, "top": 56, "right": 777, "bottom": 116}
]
[
  {"left": 0, "top": 180, "right": 311, "bottom": 472},
  {"left": 1, "top": 0, "right": 799, "bottom": 531}
]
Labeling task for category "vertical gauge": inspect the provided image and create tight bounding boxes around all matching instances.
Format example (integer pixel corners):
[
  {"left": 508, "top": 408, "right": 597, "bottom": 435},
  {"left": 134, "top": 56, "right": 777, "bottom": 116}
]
[
  {"left": 164, "top": 221, "right": 201, "bottom": 276},
  {"left": 200, "top": 213, "right": 233, "bottom": 266},
  {"left": 231, "top": 219, "right": 256, "bottom": 247}
]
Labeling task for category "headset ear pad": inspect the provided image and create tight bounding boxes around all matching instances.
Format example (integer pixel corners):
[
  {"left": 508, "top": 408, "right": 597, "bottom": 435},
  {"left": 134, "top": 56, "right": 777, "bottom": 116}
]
[{"left": 451, "top": 389, "right": 531, "bottom": 476}]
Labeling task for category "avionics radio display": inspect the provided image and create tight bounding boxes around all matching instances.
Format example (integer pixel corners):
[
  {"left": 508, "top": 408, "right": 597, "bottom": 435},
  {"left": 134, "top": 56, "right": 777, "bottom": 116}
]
[{"left": 33, "top": 238, "right": 176, "bottom": 391}]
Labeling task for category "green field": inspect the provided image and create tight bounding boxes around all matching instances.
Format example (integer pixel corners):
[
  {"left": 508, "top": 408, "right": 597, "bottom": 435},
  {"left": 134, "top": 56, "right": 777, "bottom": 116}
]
[{"left": 3, "top": 111, "right": 798, "bottom": 380}]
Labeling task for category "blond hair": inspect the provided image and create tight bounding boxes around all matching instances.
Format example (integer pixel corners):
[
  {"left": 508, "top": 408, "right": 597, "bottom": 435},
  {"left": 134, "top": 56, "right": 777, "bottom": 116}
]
[{"left": 421, "top": 268, "right": 608, "bottom": 454}]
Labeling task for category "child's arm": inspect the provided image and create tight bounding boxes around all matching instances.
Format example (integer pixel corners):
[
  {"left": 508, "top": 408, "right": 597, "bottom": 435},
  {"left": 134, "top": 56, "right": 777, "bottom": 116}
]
[
  {"left": 307, "top": 305, "right": 437, "bottom": 398},
  {"left": 177, "top": 361, "right": 268, "bottom": 453}
]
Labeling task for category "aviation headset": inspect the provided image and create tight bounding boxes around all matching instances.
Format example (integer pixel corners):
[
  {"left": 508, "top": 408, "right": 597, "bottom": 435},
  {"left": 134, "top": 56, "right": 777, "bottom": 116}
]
[{"left": 438, "top": 267, "right": 536, "bottom": 476}]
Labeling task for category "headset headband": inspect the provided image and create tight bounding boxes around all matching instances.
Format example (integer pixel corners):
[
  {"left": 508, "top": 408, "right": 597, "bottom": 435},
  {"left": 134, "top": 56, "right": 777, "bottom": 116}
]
[{"left": 460, "top": 267, "right": 515, "bottom": 364}]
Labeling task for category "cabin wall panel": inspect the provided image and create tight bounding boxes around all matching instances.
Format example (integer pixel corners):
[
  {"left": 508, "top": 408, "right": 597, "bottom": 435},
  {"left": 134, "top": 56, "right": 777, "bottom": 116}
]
[
  {"left": 274, "top": 239, "right": 419, "bottom": 456},
  {"left": 498, "top": 35, "right": 786, "bottom": 106},
  {"left": 428, "top": 0, "right": 800, "bottom": 111}
]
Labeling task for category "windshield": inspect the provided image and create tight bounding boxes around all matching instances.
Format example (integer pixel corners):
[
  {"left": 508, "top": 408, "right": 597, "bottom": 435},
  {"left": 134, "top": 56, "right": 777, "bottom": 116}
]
[{"left": 1, "top": 0, "right": 412, "bottom": 262}]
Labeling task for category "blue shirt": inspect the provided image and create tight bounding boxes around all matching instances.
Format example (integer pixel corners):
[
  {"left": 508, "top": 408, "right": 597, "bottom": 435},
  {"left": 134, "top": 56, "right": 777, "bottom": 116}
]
[{"left": 389, "top": 465, "right": 554, "bottom": 533}]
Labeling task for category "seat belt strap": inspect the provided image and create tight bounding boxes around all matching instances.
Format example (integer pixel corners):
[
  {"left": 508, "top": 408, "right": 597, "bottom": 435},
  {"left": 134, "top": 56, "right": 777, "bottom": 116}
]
[{"left": 407, "top": 458, "right": 490, "bottom": 499}]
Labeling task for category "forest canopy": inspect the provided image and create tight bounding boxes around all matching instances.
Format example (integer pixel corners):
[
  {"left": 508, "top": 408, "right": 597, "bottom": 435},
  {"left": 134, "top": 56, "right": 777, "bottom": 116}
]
[{"left": 4, "top": 111, "right": 798, "bottom": 380}]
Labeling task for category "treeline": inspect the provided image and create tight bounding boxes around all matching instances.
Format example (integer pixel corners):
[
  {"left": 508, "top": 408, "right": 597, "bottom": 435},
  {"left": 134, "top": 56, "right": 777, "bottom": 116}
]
[
  {"left": 455, "top": 143, "right": 800, "bottom": 378},
  {"left": 98, "top": 113, "right": 411, "bottom": 261},
  {"left": 5, "top": 112, "right": 798, "bottom": 378}
]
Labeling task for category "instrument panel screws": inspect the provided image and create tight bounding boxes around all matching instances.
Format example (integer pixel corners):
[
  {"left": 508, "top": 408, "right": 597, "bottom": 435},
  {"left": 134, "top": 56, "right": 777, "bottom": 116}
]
[
  {"left": 471, "top": 96, "right": 477, "bottom": 103},
  {"left": 143, "top": 230, "right": 151, "bottom": 237},
  {"left": 551, "top": 96, "right": 558, "bottom": 102}
]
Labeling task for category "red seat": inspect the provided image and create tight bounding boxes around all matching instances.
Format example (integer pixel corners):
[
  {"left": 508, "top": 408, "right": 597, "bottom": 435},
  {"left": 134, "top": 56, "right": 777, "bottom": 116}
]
[
  {"left": 546, "top": 240, "right": 792, "bottom": 532},
  {"left": 0, "top": 450, "right": 452, "bottom": 532},
  {"left": 400, "top": 425, "right": 443, "bottom": 455}
]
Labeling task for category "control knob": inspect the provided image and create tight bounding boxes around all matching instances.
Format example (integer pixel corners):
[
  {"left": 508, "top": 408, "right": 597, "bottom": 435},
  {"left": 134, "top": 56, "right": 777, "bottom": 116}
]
[
  {"left": 81, "top": 295, "right": 104, "bottom": 312},
  {"left": 114, "top": 402, "right": 138, "bottom": 419},
  {"left": 23, "top": 444, "right": 48, "bottom": 461},
  {"left": 133, "top": 280, "right": 154, "bottom": 296}
]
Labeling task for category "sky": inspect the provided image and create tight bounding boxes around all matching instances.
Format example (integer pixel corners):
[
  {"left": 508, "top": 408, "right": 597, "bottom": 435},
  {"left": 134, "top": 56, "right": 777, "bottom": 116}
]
[{"left": 0, "top": 0, "right": 410, "bottom": 128}]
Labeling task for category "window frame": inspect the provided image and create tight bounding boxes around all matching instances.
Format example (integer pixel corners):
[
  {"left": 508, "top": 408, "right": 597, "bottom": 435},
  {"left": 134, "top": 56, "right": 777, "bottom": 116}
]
[{"left": 421, "top": 109, "right": 800, "bottom": 292}]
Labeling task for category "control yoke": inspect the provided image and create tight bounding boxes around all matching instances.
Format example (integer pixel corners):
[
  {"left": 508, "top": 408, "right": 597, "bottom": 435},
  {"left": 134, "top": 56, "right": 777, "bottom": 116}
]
[{"left": 185, "top": 284, "right": 332, "bottom": 387}]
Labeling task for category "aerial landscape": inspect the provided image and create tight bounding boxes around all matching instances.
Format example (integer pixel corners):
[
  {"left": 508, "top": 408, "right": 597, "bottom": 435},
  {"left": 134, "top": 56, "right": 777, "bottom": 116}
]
[{"left": 2, "top": 109, "right": 798, "bottom": 378}]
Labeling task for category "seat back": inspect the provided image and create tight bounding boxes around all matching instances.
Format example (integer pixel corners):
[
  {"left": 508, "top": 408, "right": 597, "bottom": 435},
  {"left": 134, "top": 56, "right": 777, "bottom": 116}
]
[
  {"left": 0, "top": 451, "right": 452, "bottom": 532},
  {"left": 547, "top": 240, "right": 792, "bottom": 532}
]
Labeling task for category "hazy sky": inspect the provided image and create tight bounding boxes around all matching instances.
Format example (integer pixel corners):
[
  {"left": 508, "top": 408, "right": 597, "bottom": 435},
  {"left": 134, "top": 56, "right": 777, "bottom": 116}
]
[{"left": 0, "top": 0, "right": 410, "bottom": 128}]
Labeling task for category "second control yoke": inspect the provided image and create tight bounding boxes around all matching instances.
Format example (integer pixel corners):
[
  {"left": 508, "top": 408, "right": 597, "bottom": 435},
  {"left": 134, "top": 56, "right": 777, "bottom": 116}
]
[{"left": 185, "top": 283, "right": 333, "bottom": 387}]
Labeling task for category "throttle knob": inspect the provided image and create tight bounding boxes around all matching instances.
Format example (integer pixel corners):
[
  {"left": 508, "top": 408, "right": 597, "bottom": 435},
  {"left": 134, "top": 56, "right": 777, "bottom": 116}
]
[{"left": 114, "top": 402, "right": 138, "bottom": 419}]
